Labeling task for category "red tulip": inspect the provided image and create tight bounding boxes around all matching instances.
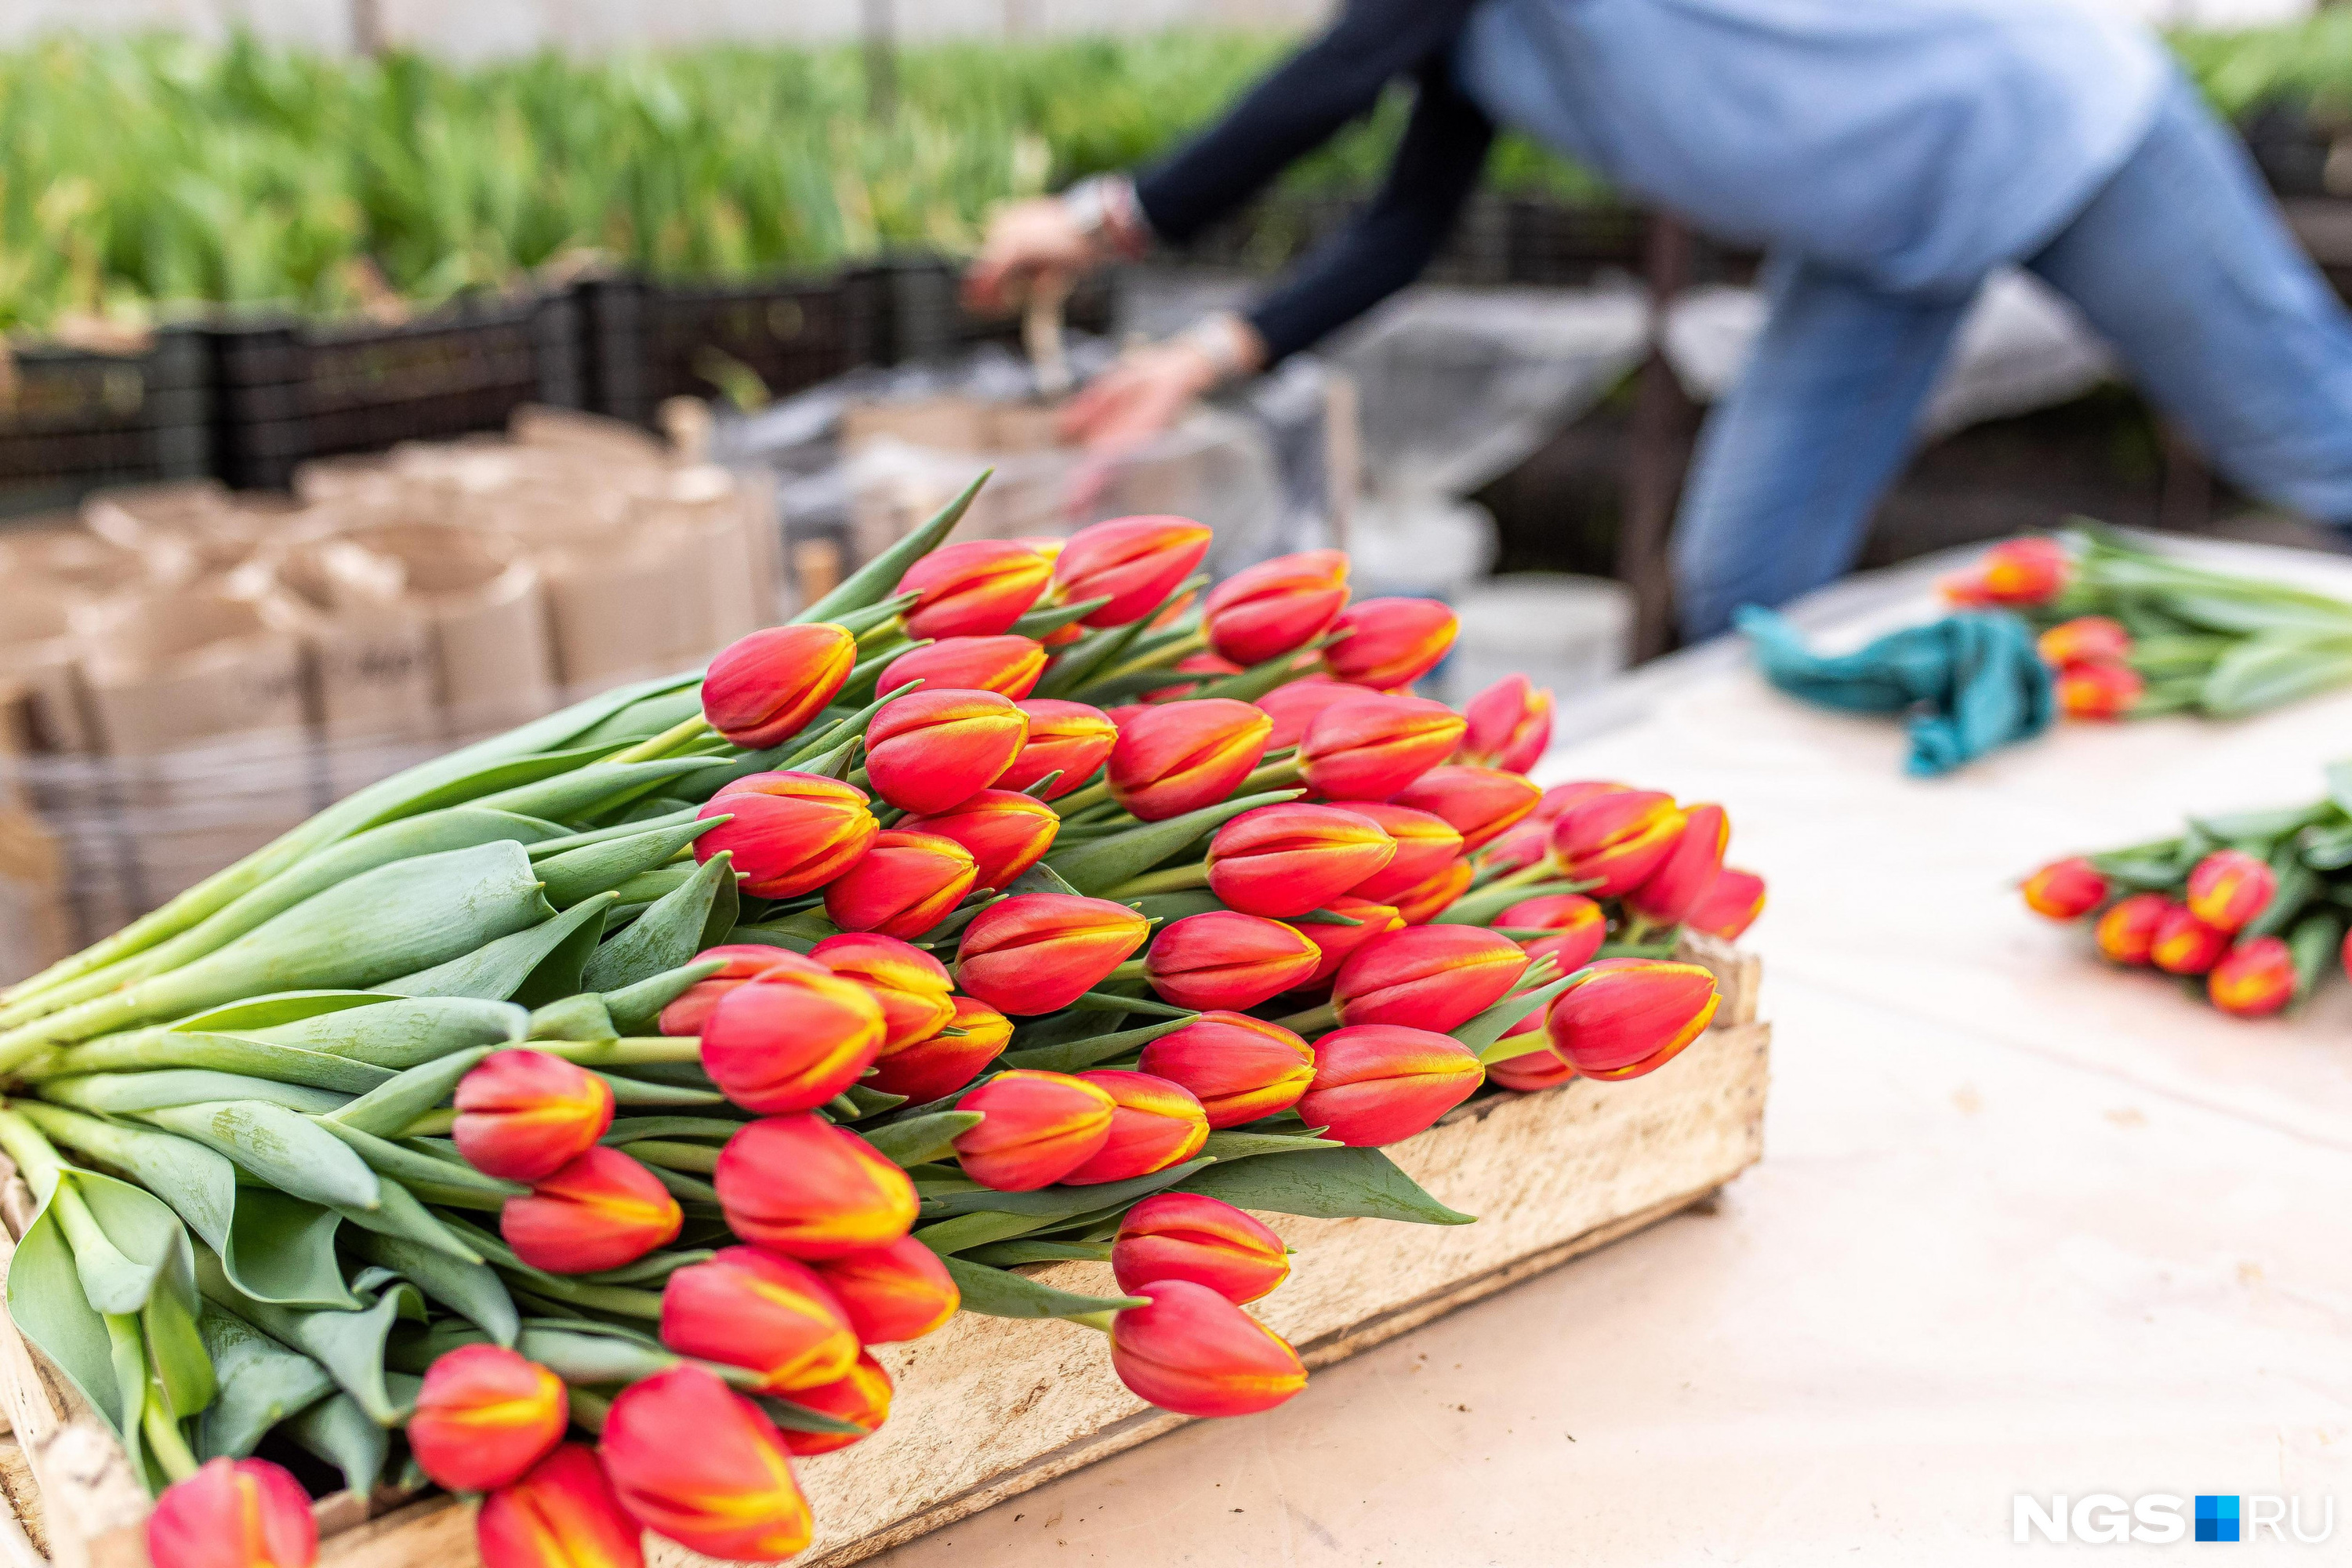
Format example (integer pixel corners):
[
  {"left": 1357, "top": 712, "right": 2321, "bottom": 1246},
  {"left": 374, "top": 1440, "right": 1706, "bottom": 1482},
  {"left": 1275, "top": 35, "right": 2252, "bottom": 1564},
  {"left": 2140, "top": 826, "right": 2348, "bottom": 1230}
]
[
  {"left": 1256, "top": 674, "right": 1359, "bottom": 750},
  {"left": 901, "top": 789, "right": 1061, "bottom": 889},
  {"left": 2037, "top": 615, "right": 2132, "bottom": 668},
  {"left": 1288, "top": 895, "right": 1406, "bottom": 984},
  {"left": 898, "top": 539, "right": 1054, "bottom": 640},
  {"left": 953, "top": 1069, "right": 1117, "bottom": 1191},
  {"left": 2056, "top": 661, "right": 2143, "bottom": 720},
  {"left": 700, "top": 967, "right": 884, "bottom": 1114},
  {"left": 1333, "top": 924, "right": 1527, "bottom": 1032},
  {"left": 867, "top": 994, "right": 1012, "bottom": 1102},
  {"left": 1624, "top": 803, "right": 1730, "bottom": 926},
  {"left": 477, "top": 1444, "right": 643, "bottom": 1568},
  {"left": 1457, "top": 673, "right": 1554, "bottom": 774},
  {"left": 1686, "top": 868, "right": 1766, "bottom": 942},
  {"left": 779, "top": 1351, "right": 894, "bottom": 1457},
  {"left": 1109, "top": 1278, "right": 1306, "bottom": 1417},
  {"left": 1344, "top": 803, "right": 1464, "bottom": 899},
  {"left": 1147, "top": 910, "right": 1322, "bottom": 1011},
  {"left": 1205, "top": 803, "right": 1396, "bottom": 918},
  {"left": 1112, "top": 1192, "right": 1289, "bottom": 1304},
  {"left": 2185, "top": 848, "right": 2275, "bottom": 935},
  {"left": 2094, "top": 892, "right": 2169, "bottom": 966},
  {"left": 863, "top": 688, "right": 1029, "bottom": 815},
  {"left": 1545, "top": 958, "right": 1719, "bottom": 1080},
  {"left": 2021, "top": 857, "right": 2109, "bottom": 922},
  {"left": 1386, "top": 858, "right": 1474, "bottom": 925},
  {"left": 1323, "top": 597, "right": 1457, "bottom": 690},
  {"left": 1500, "top": 892, "right": 1607, "bottom": 974},
  {"left": 714, "top": 1114, "right": 919, "bottom": 1259},
  {"left": 695, "top": 772, "right": 878, "bottom": 898},
  {"left": 1203, "top": 550, "right": 1351, "bottom": 666},
  {"left": 1054, "top": 516, "right": 1214, "bottom": 626},
  {"left": 823, "top": 829, "right": 978, "bottom": 938},
  {"left": 1062, "top": 1070, "right": 1211, "bottom": 1185},
  {"left": 1534, "top": 780, "right": 1628, "bottom": 821},
  {"left": 2151, "top": 905, "right": 2230, "bottom": 976},
  {"left": 2209, "top": 935, "right": 2296, "bottom": 1018},
  {"left": 1482, "top": 818, "right": 1551, "bottom": 874},
  {"left": 997, "top": 699, "right": 1120, "bottom": 799},
  {"left": 810, "top": 1235, "right": 960, "bottom": 1344},
  {"left": 600, "top": 1366, "right": 810, "bottom": 1562},
  {"left": 1940, "top": 536, "right": 2069, "bottom": 607},
  {"left": 956, "top": 893, "right": 1152, "bottom": 1014},
  {"left": 1548, "top": 789, "right": 1686, "bottom": 898},
  {"left": 1295, "top": 1025, "right": 1484, "bottom": 1145},
  {"left": 1485, "top": 1019, "right": 1578, "bottom": 1093},
  {"left": 660, "top": 1247, "right": 858, "bottom": 1394},
  {"left": 1390, "top": 765, "right": 1542, "bottom": 853},
  {"left": 808, "top": 932, "right": 956, "bottom": 1053},
  {"left": 1136, "top": 1011, "right": 1316, "bottom": 1128},
  {"left": 701, "top": 623, "right": 858, "bottom": 750},
  {"left": 148, "top": 1457, "right": 318, "bottom": 1568},
  {"left": 454, "top": 1049, "right": 615, "bottom": 1183},
  {"left": 657, "top": 944, "right": 827, "bottom": 1036},
  {"left": 877, "top": 635, "right": 1048, "bottom": 702},
  {"left": 1298, "top": 694, "right": 1466, "bottom": 801},
  {"left": 1107, "top": 699, "right": 1273, "bottom": 822},
  {"left": 408, "top": 1345, "right": 568, "bottom": 1493},
  {"left": 503, "top": 1147, "right": 681, "bottom": 1275}
]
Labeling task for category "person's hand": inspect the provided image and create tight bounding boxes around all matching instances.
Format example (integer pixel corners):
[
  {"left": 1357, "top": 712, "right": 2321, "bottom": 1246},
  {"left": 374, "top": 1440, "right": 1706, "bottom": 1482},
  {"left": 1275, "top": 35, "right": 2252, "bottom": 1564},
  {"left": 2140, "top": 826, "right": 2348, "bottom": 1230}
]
[
  {"left": 964, "top": 198, "right": 1093, "bottom": 315},
  {"left": 1055, "top": 339, "right": 1223, "bottom": 451}
]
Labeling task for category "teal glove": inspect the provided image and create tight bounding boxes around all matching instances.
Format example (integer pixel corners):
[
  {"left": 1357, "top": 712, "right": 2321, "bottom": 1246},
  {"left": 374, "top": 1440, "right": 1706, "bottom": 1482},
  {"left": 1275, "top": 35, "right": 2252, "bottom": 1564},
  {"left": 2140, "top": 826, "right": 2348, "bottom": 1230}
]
[{"left": 1735, "top": 605, "right": 2053, "bottom": 777}]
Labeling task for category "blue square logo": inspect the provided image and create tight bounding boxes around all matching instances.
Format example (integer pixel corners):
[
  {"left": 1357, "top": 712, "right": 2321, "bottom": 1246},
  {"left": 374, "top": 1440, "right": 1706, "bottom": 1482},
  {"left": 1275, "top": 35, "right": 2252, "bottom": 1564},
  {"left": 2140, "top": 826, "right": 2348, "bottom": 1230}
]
[{"left": 2195, "top": 1495, "right": 2240, "bottom": 1543}]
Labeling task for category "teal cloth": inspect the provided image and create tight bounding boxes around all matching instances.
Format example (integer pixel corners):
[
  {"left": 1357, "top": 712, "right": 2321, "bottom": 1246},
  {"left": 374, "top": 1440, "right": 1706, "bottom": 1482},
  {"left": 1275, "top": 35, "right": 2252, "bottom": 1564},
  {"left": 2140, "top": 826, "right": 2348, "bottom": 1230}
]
[{"left": 1735, "top": 605, "right": 2053, "bottom": 777}]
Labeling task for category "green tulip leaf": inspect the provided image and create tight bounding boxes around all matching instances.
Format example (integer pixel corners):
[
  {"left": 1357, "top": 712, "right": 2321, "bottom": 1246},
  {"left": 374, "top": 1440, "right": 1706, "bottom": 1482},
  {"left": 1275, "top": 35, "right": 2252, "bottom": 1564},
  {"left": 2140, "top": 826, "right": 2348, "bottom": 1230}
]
[
  {"left": 142, "top": 1101, "right": 382, "bottom": 1212},
  {"left": 583, "top": 853, "right": 735, "bottom": 992},
  {"left": 381, "top": 893, "right": 616, "bottom": 1003},
  {"left": 1461, "top": 975, "right": 1580, "bottom": 1060},
  {"left": 194, "top": 1306, "right": 336, "bottom": 1461},
  {"left": 288, "top": 1391, "right": 391, "bottom": 1495},
  {"left": 1178, "top": 1145, "right": 1473, "bottom": 1225},
  {"left": 753, "top": 1394, "right": 873, "bottom": 1439},
  {"left": 602, "top": 958, "right": 725, "bottom": 1036},
  {"left": 1044, "top": 790, "right": 1306, "bottom": 895},
  {"left": 918, "top": 1158, "right": 1213, "bottom": 1221},
  {"left": 197, "top": 1247, "right": 422, "bottom": 1425},
  {"left": 44, "top": 1070, "right": 348, "bottom": 1116},
  {"left": 325, "top": 1047, "right": 492, "bottom": 1138},
  {"left": 346, "top": 1231, "right": 519, "bottom": 1347},
  {"left": 934, "top": 1254, "right": 1145, "bottom": 1319},
  {"left": 251, "top": 994, "right": 528, "bottom": 1067},
  {"left": 861, "top": 1112, "right": 983, "bottom": 1168},
  {"left": 997, "top": 1014, "right": 1196, "bottom": 1073},
  {"left": 1198, "top": 1130, "right": 1343, "bottom": 1160},
  {"left": 795, "top": 470, "right": 988, "bottom": 626},
  {"left": 24, "top": 1032, "right": 394, "bottom": 1094}
]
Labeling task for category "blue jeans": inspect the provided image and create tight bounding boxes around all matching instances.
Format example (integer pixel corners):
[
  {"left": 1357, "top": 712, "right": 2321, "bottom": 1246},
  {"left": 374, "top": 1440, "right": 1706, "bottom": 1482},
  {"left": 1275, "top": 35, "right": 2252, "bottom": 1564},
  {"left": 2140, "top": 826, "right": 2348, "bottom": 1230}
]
[{"left": 1672, "top": 71, "right": 2352, "bottom": 641}]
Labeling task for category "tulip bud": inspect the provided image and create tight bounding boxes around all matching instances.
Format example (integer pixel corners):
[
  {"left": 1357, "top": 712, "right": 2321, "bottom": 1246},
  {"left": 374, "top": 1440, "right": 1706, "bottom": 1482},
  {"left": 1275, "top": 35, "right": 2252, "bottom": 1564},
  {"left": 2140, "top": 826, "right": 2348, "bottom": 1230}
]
[
  {"left": 2056, "top": 661, "right": 2143, "bottom": 720},
  {"left": 702, "top": 623, "right": 858, "bottom": 749},
  {"left": 1110, "top": 1278, "right": 1307, "bottom": 1419},
  {"left": 1390, "top": 765, "right": 1543, "bottom": 853},
  {"left": 956, "top": 893, "right": 1152, "bottom": 1014},
  {"left": 454, "top": 1049, "right": 616, "bottom": 1183},
  {"left": 661, "top": 1246, "right": 858, "bottom": 1393},
  {"left": 866, "top": 994, "right": 1012, "bottom": 1102},
  {"left": 503, "top": 1147, "right": 681, "bottom": 1275},
  {"left": 1686, "top": 867, "right": 1766, "bottom": 942},
  {"left": 780, "top": 1351, "right": 894, "bottom": 1457},
  {"left": 1457, "top": 673, "right": 1554, "bottom": 774},
  {"left": 600, "top": 1365, "right": 810, "bottom": 1563},
  {"left": 1385, "top": 858, "right": 1474, "bottom": 925},
  {"left": 898, "top": 539, "right": 1055, "bottom": 640},
  {"left": 715, "top": 1114, "right": 919, "bottom": 1259},
  {"left": 1204, "top": 803, "right": 1396, "bottom": 918},
  {"left": 1548, "top": 789, "right": 1686, "bottom": 898},
  {"left": 2094, "top": 892, "right": 2169, "bottom": 966},
  {"left": 2020, "top": 857, "right": 2109, "bottom": 921},
  {"left": 1256, "top": 674, "right": 1358, "bottom": 750},
  {"left": 2208, "top": 935, "right": 2295, "bottom": 1018},
  {"left": 1534, "top": 780, "right": 1629, "bottom": 821},
  {"left": 2185, "top": 848, "right": 2276, "bottom": 935},
  {"left": 148, "top": 1457, "right": 318, "bottom": 1568},
  {"left": 1295, "top": 1024, "right": 1484, "bottom": 1145},
  {"left": 1624, "top": 803, "right": 1730, "bottom": 926},
  {"left": 1112, "top": 1192, "right": 1289, "bottom": 1304},
  {"left": 953, "top": 1069, "right": 1118, "bottom": 1191},
  {"left": 822, "top": 829, "right": 979, "bottom": 938},
  {"left": 1203, "top": 550, "right": 1351, "bottom": 665},
  {"left": 1485, "top": 1019, "right": 1578, "bottom": 1093},
  {"left": 1058, "top": 1070, "right": 1210, "bottom": 1185},
  {"left": 657, "top": 944, "right": 828, "bottom": 1036},
  {"left": 1107, "top": 699, "right": 1273, "bottom": 822},
  {"left": 1483, "top": 818, "right": 1550, "bottom": 874},
  {"left": 863, "top": 688, "right": 1030, "bottom": 815},
  {"left": 1323, "top": 597, "right": 1458, "bottom": 690},
  {"left": 901, "top": 789, "right": 1061, "bottom": 889},
  {"left": 1545, "top": 958, "right": 1719, "bottom": 1081},
  {"left": 1333, "top": 924, "right": 1527, "bottom": 1032},
  {"left": 997, "top": 699, "right": 1120, "bottom": 799},
  {"left": 1146, "top": 910, "right": 1323, "bottom": 1011},
  {"left": 2151, "top": 905, "right": 2230, "bottom": 975},
  {"left": 695, "top": 771, "right": 879, "bottom": 898},
  {"left": 877, "top": 635, "right": 1049, "bottom": 702},
  {"left": 1054, "top": 515, "right": 1214, "bottom": 626},
  {"left": 810, "top": 1235, "right": 960, "bottom": 1344},
  {"left": 408, "top": 1345, "right": 568, "bottom": 1493},
  {"left": 1500, "top": 892, "right": 1607, "bottom": 974},
  {"left": 2036, "top": 615, "right": 2132, "bottom": 668},
  {"left": 1342, "top": 803, "right": 1464, "bottom": 901},
  {"left": 477, "top": 1444, "right": 643, "bottom": 1568},
  {"left": 1135, "top": 1011, "right": 1316, "bottom": 1129},
  {"left": 1298, "top": 695, "right": 1467, "bottom": 801},
  {"left": 810, "top": 932, "right": 956, "bottom": 1052},
  {"left": 1940, "top": 536, "right": 2069, "bottom": 606},
  {"left": 1289, "top": 895, "right": 1406, "bottom": 984},
  {"left": 700, "top": 967, "right": 885, "bottom": 1114}
]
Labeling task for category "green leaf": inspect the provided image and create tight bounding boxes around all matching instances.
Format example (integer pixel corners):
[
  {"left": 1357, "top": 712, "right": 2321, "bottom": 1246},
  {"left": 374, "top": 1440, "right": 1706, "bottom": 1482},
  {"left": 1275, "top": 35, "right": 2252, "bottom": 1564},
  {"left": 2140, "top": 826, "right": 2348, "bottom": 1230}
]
[
  {"left": 583, "top": 853, "right": 734, "bottom": 992},
  {"left": 1127, "top": 890, "right": 1225, "bottom": 926},
  {"left": 1178, "top": 1146, "right": 1472, "bottom": 1225},
  {"left": 960, "top": 1240, "right": 1112, "bottom": 1267},
  {"left": 1433, "top": 878, "right": 1592, "bottom": 927},
  {"left": 1461, "top": 975, "right": 1579, "bottom": 1061},
  {"left": 1004, "top": 862, "right": 1087, "bottom": 899},
  {"left": 381, "top": 894, "right": 616, "bottom": 1003},
  {"left": 325, "top": 1048, "right": 491, "bottom": 1137},
  {"left": 469, "top": 757, "right": 730, "bottom": 825},
  {"left": 911, "top": 1210, "right": 1053, "bottom": 1255},
  {"left": 1010, "top": 595, "right": 1112, "bottom": 640},
  {"left": 1044, "top": 790, "right": 1305, "bottom": 895},
  {"left": 753, "top": 1394, "right": 872, "bottom": 1439},
  {"left": 859, "top": 1112, "right": 982, "bottom": 1168},
  {"left": 24, "top": 1032, "right": 394, "bottom": 1094},
  {"left": 935, "top": 1254, "right": 1145, "bottom": 1319},
  {"left": 288, "top": 1392, "right": 390, "bottom": 1494},
  {"left": 593, "top": 1071, "right": 724, "bottom": 1107},
  {"left": 142, "top": 1102, "right": 383, "bottom": 1212},
  {"left": 196, "top": 1247, "right": 421, "bottom": 1425},
  {"left": 345, "top": 1231, "right": 519, "bottom": 1347},
  {"left": 997, "top": 1014, "right": 1196, "bottom": 1073},
  {"left": 43, "top": 1070, "right": 348, "bottom": 1116},
  {"left": 252, "top": 994, "right": 529, "bottom": 1067},
  {"left": 2188, "top": 800, "right": 2332, "bottom": 845},
  {"left": 194, "top": 1306, "right": 336, "bottom": 1461},
  {"left": 314, "top": 1119, "right": 525, "bottom": 1200},
  {"left": 6, "top": 1203, "right": 128, "bottom": 1439},
  {"left": 603, "top": 958, "right": 725, "bottom": 1036},
  {"left": 1199, "top": 1130, "right": 1342, "bottom": 1160},
  {"left": 2200, "top": 633, "right": 2352, "bottom": 717},
  {"left": 333, "top": 1178, "right": 486, "bottom": 1262},
  {"left": 919, "top": 1159, "right": 1213, "bottom": 1221},
  {"left": 2288, "top": 909, "right": 2347, "bottom": 999},
  {"left": 794, "top": 470, "right": 989, "bottom": 625}
]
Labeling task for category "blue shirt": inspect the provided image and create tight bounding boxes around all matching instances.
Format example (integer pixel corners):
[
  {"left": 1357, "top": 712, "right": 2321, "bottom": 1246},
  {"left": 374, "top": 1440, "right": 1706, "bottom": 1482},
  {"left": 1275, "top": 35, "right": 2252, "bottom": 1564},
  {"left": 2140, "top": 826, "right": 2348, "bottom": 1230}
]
[{"left": 1457, "top": 0, "right": 2170, "bottom": 296}]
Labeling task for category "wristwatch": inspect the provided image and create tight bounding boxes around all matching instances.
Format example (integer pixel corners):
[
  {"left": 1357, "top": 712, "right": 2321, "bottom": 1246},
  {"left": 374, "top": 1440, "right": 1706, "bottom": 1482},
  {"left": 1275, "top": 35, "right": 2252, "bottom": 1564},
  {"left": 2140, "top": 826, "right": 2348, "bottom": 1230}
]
[{"left": 1060, "top": 174, "right": 1151, "bottom": 263}]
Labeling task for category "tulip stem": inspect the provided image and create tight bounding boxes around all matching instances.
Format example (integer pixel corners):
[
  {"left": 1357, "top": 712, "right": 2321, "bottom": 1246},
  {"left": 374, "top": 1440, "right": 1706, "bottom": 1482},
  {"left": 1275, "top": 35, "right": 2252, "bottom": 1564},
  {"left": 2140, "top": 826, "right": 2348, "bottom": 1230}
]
[
  {"left": 140, "top": 1396, "right": 201, "bottom": 1483},
  {"left": 606, "top": 714, "right": 713, "bottom": 766},
  {"left": 1066, "top": 1311, "right": 1116, "bottom": 1334},
  {"left": 1094, "top": 628, "right": 1210, "bottom": 688},
  {"left": 567, "top": 1388, "right": 613, "bottom": 1433},
  {"left": 1471, "top": 859, "right": 1555, "bottom": 898},
  {"left": 539, "top": 1037, "right": 706, "bottom": 1066},
  {"left": 1105, "top": 960, "right": 1151, "bottom": 983},
  {"left": 628, "top": 1139, "right": 723, "bottom": 1174},
  {"left": 1103, "top": 863, "right": 1213, "bottom": 899},
  {"left": 398, "top": 1109, "right": 459, "bottom": 1138},
  {"left": 1234, "top": 757, "right": 1304, "bottom": 796},
  {"left": 1272, "top": 1000, "right": 1340, "bottom": 1033},
  {"left": 1052, "top": 779, "right": 1114, "bottom": 816}
]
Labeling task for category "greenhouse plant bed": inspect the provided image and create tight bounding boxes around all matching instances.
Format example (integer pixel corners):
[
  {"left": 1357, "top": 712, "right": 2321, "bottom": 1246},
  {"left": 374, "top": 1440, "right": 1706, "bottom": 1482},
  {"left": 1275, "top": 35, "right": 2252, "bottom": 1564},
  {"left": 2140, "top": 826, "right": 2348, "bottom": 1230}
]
[
  {"left": 2, "top": 938, "right": 1764, "bottom": 1568},
  {"left": 0, "top": 329, "right": 212, "bottom": 520}
]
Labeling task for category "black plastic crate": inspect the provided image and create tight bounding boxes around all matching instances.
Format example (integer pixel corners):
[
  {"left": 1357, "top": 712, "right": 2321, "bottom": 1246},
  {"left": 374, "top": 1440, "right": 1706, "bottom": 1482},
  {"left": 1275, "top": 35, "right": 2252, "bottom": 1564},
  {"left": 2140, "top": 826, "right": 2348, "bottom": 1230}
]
[
  {"left": 210, "top": 290, "right": 584, "bottom": 492},
  {"left": 1508, "top": 200, "right": 1646, "bottom": 285},
  {"left": 583, "top": 274, "right": 873, "bottom": 426},
  {"left": 0, "top": 329, "right": 213, "bottom": 518},
  {"left": 857, "top": 255, "right": 1115, "bottom": 367}
]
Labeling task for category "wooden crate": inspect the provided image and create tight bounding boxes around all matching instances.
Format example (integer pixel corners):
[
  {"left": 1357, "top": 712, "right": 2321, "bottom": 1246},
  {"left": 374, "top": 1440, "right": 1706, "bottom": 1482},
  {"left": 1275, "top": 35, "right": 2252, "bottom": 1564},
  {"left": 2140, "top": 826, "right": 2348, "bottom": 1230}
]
[{"left": 3, "top": 942, "right": 1766, "bottom": 1568}]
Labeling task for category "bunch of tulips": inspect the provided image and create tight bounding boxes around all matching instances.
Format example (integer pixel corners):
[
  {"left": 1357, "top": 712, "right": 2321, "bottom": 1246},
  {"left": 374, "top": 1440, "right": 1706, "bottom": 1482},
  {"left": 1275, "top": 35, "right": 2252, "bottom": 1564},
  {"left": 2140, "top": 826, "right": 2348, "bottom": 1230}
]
[
  {"left": 0, "top": 474, "right": 1762, "bottom": 1568},
  {"left": 2022, "top": 764, "right": 2352, "bottom": 1017},
  {"left": 1940, "top": 528, "right": 2352, "bottom": 721}
]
